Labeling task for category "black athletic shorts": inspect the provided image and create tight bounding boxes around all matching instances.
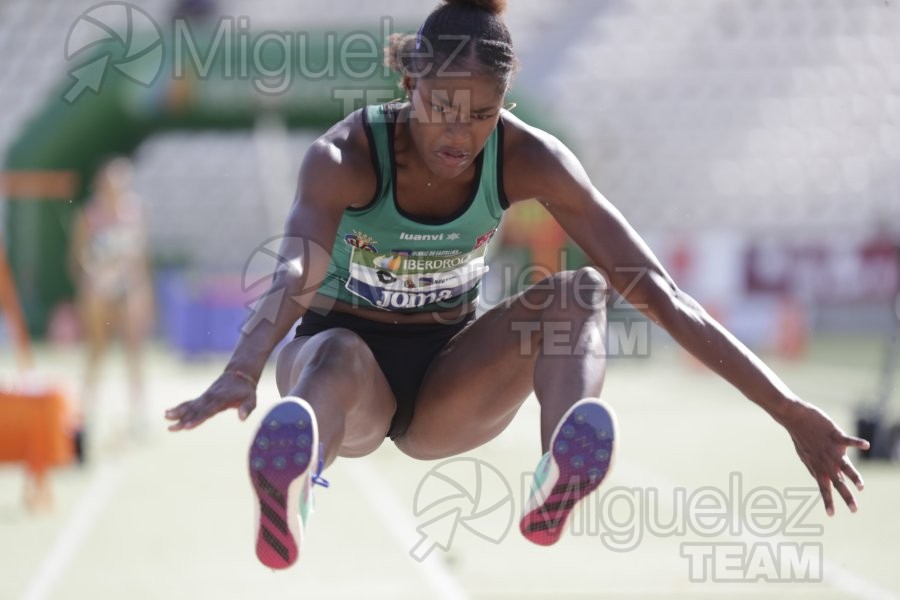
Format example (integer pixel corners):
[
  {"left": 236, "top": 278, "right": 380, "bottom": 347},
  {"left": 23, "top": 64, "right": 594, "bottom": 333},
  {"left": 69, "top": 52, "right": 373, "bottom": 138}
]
[{"left": 294, "top": 309, "right": 477, "bottom": 439}]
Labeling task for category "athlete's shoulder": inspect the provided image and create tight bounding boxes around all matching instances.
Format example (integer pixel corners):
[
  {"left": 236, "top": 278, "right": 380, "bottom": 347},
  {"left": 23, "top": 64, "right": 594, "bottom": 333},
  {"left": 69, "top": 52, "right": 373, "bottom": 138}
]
[
  {"left": 499, "top": 110, "right": 586, "bottom": 203},
  {"left": 500, "top": 110, "right": 575, "bottom": 168},
  {"left": 299, "top": 108, "right": 377, "bottom": 210}
]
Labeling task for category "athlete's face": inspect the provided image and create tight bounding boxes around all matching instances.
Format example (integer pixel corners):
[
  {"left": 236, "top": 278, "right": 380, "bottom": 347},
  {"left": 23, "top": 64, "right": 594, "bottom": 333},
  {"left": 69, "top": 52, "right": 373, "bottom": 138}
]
[{"left": 407, "top": 73, "right": 505, "bottom": 180}]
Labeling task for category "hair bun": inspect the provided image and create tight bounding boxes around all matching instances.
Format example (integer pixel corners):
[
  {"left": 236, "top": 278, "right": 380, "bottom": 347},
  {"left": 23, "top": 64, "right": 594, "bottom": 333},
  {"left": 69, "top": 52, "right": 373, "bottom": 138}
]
[{"left": 442, "top": 0, "right": 507, "bottom": 16}]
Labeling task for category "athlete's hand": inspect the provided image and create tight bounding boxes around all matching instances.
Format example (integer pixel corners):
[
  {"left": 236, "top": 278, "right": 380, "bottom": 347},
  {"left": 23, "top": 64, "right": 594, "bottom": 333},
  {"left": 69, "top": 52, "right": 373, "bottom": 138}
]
[
  {"left": 782, "top": 401, "right": 869, "bottom": 516},
  {"left": 165, "top": 371, "right": 258, "bottom": 431}
]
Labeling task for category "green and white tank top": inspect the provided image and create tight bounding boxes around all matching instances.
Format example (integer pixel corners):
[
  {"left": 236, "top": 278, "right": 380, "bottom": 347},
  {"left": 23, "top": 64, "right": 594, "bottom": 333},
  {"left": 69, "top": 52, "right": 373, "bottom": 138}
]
[{"left": 316, "top": 103, "right": 509, "bottom": 312}]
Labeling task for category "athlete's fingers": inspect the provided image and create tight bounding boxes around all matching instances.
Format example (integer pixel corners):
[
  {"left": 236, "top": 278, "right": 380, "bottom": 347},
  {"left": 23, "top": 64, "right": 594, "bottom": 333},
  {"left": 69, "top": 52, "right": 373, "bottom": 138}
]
[
  {"left": 831, "top": 472, "right": 857, "bottom": 513},
  {"left": 165, "top": 401, "right": 194, "bottom": 420},
  {"left": 180, "top": 410, "right": 208, "bottom": 430},
  {"left": 168, "top": 419, "right": 188, "bottom": 432},
  {"left": 168, "top": 405, "right": 201, "bottom": 431},
  {"left": 841, "top": 459, "right": 865, "bottom": 491},
  {"left": 841, "top": 435, "right": 870, "bottom": 450},
  {"left": 169, "top": 409, "right": 193, "bottom": 431},
  {"left": 817, "top": 474, "right": 834, "bottom": 517}
]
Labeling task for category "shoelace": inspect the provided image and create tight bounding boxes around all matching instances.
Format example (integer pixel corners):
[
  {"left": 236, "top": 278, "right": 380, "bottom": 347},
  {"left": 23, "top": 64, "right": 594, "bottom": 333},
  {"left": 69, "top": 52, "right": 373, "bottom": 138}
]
[{"left": 311, "top": 442, "right": 329, "bottom": 488}]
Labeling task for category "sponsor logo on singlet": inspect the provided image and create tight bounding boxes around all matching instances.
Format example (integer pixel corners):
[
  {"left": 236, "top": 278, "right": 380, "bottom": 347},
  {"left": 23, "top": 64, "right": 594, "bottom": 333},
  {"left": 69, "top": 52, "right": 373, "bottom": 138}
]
[
  {"left": 344, "top": 230, "right": 378, "bottom": 253},
  {"left": 345, "top": 243, "right": 489, "bottom": 310},
  {"left": 398, "top": 232, "right": 462, "bottom": 241},
  {"left": 474, "top": 226, "right": 498, "bottom": 250}
]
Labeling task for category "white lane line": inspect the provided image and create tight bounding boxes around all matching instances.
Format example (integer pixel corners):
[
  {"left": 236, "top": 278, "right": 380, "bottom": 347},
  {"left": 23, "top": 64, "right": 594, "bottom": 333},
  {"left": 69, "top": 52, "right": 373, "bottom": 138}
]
[
  {"left": 618, "top": 459, "right": 899, "bottom": 600},
  {"left": 20, "top": 461, "right": 126, "bottom": 600},
  {"left": 344, "top": 460, "right": 470, "bottom": 600}
]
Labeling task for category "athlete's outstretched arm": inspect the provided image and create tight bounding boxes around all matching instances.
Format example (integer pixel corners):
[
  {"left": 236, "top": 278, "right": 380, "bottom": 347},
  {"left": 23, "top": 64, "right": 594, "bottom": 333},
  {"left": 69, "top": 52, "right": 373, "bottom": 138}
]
[
  {"left": 511, "top": 123, "right": 869, "bottom": 516},
  {"left": 165, "top": 132, "right": 364, "bottom": 431}
]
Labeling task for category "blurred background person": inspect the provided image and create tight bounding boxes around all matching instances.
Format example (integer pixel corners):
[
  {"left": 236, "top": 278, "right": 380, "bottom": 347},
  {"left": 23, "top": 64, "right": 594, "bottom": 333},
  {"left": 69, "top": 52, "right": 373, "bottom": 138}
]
[{"left": 69, "top": 157, "right": 154, "bottom": 455}]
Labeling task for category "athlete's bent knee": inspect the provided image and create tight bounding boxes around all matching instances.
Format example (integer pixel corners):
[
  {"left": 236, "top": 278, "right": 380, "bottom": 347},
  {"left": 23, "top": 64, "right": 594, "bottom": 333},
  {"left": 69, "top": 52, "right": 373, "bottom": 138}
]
[
  {"left": 547, "top": 267, "right": 609, "bottom": 316},
  {"left": 302, "top": 328, "right": 372, "bottom": 375},
  {"left": 277, "top": 327, "right": 375, "bottom": 394}
]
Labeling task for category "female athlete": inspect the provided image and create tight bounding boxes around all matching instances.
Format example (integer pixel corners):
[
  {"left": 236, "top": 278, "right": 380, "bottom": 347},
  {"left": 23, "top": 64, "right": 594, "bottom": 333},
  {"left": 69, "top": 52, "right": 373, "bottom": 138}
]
[{"left": 166, "top": 0, "right": 869, "bottom": 568}]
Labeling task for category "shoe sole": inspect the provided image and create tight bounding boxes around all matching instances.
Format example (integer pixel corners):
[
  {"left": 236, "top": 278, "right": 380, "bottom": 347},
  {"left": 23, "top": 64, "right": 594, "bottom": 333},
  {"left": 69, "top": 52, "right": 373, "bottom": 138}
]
[
  {"left": 248, "top": 399, "right": 318, "bottom": 569},
  {"left": 520, "top": 399, "right": 616, "bottom": 546}
]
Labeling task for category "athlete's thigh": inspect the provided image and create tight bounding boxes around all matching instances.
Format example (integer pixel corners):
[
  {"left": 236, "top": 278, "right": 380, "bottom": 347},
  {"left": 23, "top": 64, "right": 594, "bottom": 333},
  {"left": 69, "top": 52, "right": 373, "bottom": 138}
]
[
  {"left": 274, "top": 330, "right": 397, "bottom": 455},
  {"left": 406, "top": 288, "right": 547, "bottom": 449},
  {"left": 275, "top": 336, "right": 314, "bottom": 396}
]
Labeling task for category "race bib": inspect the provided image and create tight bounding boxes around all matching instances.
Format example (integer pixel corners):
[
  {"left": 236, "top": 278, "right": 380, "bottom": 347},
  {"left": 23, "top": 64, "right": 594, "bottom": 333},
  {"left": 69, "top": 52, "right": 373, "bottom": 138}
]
[{"left": 345, "top": 246, "right": 489, "bottom": 310}]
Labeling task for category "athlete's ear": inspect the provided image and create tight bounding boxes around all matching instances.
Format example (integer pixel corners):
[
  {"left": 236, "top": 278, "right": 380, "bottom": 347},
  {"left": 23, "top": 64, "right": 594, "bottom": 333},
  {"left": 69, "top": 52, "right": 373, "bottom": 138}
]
[{"left": 401, "top": 74, "right": 415, "bottom": 98}]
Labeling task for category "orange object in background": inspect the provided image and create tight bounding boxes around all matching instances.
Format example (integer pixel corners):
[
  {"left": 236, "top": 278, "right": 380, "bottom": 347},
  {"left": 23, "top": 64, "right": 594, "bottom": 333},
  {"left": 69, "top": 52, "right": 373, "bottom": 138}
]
[
  {"left": 0, "top": 379, "right": 74, "bottom": 509},
  {"left": 501, "top": 200, "right": 569, "bottom": 282},
  {"left": 0, "top": 238, "right": 75, "bottom": 511},
  {"left": 775, "top": 295, "right": 809, "bottom": 360}
]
